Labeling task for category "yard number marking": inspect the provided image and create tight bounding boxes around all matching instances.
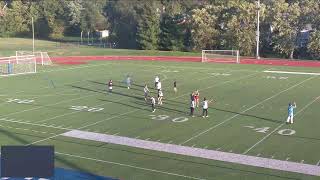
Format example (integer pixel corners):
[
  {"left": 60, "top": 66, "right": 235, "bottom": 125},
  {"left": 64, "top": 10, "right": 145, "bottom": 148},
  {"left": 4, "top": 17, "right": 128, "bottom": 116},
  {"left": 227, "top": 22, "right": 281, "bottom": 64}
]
[
  {"left": 7, "top": 98, "right": 34, "bottom": 104},
  {"left": 149, "top": 115, "right": 188, "bottom": 123},
  {"left": 266, "top": 76, "right": 288, "bottom": 80},
  {"left": 70, "top": 106, "right": 104, "bottom": 112},
  {"left": 210, "top": 73, "right": 231, "bottom": 76},
  {"left": 244, "top": 125, "right": 296, "bottom": 136}
]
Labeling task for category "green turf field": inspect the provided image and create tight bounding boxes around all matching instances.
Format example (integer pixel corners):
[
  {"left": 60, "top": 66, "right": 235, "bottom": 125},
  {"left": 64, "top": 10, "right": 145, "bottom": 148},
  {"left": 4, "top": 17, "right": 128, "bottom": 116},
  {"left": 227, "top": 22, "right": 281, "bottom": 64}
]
[{"left": 0, "top": 59, "right": 320, "bottom": 180}]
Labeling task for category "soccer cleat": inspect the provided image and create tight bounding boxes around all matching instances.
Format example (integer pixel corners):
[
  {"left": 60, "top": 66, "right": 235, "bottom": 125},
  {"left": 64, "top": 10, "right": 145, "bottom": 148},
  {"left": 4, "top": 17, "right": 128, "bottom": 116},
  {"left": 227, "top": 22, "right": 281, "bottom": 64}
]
[{"left": 202, "top": 116, "right": 205, "bottom": 118}]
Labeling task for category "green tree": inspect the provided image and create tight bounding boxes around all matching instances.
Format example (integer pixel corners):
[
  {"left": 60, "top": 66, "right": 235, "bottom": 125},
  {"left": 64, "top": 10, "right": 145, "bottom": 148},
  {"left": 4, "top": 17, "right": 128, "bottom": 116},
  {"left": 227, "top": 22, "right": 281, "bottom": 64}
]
[
  {"left": 269, "top": 0, "right": 300, "bottom": 59},
  {"left": 307, "top": 31, "right": 320, "bottom": 59},
  {"left": 136, "top": 1, "right": 161, "bottom": 50},
  {"left": 190, "top": 5, "right": 219, "bottom": 50}
]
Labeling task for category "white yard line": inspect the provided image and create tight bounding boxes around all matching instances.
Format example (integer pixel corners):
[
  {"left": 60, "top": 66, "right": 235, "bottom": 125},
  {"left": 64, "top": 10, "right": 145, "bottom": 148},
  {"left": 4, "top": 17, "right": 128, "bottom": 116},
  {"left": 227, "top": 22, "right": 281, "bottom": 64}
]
[
  {"left": 180, "top": 76, "right": 315, "bottom": 145},
  {"left": 61, "top": 130, "right": 320, "bottom": 176},
  {"left": 0, "top": 118, "right": 71, "bottom": 131},
  {"left": 264, "top": 70, "right": 320, "bottom": 76},
  {"left": 243, "top": 95, "right": 320, "bottom": 154},
  {"left": 55, "top": 151, "right": 205, "bottom": 180}
]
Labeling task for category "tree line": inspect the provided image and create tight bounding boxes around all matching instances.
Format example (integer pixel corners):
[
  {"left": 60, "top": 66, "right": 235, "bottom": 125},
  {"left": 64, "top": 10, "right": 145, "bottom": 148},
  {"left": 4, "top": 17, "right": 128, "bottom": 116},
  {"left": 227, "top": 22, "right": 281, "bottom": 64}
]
[{"left": 1, "top": 0, "right": 320, "bottom": 59}]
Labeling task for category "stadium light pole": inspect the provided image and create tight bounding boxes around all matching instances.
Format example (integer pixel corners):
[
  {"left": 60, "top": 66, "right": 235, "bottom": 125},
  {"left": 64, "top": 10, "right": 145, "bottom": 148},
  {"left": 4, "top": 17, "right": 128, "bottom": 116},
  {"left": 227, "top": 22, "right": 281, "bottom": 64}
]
[
  {"left": 32, "top": 17, "right": 35, "bottom": 52},
  {"left": 256, "top": 0, "right": 260, "bottom": 59}
]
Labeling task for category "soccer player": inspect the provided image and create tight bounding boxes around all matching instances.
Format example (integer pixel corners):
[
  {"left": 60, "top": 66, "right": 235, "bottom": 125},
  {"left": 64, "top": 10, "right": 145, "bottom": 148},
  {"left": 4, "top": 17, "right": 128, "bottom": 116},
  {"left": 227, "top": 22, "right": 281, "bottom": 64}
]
[
  {"left": 154, "top": 76, "right": 160, "bottom": 87},
  {"left": 202, "top": 97, "right": 214, "bottom": 118},
  {"left": 190, "top": 96, "right": 195, "bottom": 117},
  {"left": 150, "top": 96, "right": 156, "bottom": 112},
  {"left": 126, "top": 75, "right": 132, "bottom": 89},
  {"left": 286, "top": 102, "right": 297, "bottom": 124},
  {"left": 144, "top": 84, "right": 150, "bottom": 101},
  {"left": 194, "top": 90, "right": 200, "bottom": 107},
  {"left": 158, "top": 90, "right": 164, "bottom": 105},
  {"left": 173, "top": 80, "right": 177, "bottom": 93},
  {"left": 108, "top": 79, "right": 113, "bottom": 93},
  {"left": 156, "top": 81, "right": 162, "bottom": 92}
]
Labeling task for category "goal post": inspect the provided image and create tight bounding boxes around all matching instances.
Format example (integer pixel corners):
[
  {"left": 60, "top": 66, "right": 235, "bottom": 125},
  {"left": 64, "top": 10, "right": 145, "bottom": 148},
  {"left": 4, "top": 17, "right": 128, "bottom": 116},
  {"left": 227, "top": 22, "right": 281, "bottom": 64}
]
[
  {"left": 0, "top": 55, "right": 36, "bottom": 76},
  {"left": 202, "top": 50, "right": 240, "bottom": 64},
  {"left": 16, "top": 51, "right": 52, "bottom": 65}
]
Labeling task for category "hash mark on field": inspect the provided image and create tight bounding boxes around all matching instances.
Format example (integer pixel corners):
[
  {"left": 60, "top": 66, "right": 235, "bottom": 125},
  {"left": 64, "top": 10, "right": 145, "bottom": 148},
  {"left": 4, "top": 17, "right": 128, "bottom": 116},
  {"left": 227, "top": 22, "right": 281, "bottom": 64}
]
[
  {"left": 145, "top": 138, "right": 150, "bottom": 141},
  {"left": 113, "top": 132, "right": 120, "bottom": 135},
  {"left": 229, "top": 150, "right": 233, "bottom": 153},
  {"left": 271, "top": 155, "right": 274, "bottom": 159},
  {"left": 157, "top": 139, "right": 161, "bottom": 142},
  {"left": 256, "top": 153, "right": 261, "bottom": 157},
  {"left": 216, "top": 147, "right": 221, "bottom": 151},
  {"left": 316, "top": 160, "right": 320, "bottom": 166},
  {"left": 301, "top": 160, "right": 305, "bottom": 163},
  {"left": 135, "top": 136, "right": 140, "bottom": 139},
  {"left": 192, "top": 144, "right": 196, "bottom": 147},
  {"left": 168, "top": 140, "right": 173, "bottom": 144},
  {"left": 204, "top": 146, "right": 208, "bottom": 149},
  {"left": 286, "top": 157, "right": 291, "bottom": 161}
]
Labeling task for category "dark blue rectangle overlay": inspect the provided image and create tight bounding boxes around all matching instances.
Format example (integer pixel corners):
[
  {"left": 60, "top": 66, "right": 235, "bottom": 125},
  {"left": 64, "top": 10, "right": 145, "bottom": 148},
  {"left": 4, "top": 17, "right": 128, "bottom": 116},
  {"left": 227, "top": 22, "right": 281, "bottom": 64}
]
[{"left": 1, "top": 146, "right": 54, "bottom": 178}]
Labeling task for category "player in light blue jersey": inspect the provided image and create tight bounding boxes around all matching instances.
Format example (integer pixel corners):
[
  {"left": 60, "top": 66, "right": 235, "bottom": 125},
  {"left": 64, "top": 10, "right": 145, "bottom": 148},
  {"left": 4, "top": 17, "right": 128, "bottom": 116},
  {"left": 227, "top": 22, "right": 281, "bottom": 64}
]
[{"left": 286, "top": 102, "right": 296, "bottom": 124}]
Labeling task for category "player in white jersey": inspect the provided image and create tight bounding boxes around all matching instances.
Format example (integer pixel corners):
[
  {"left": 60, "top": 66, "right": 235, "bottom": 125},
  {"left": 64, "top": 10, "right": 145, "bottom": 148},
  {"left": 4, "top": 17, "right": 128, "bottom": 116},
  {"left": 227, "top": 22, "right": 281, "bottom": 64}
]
[
  {"left": 158, "top": 90, "right": 164, "bottom": 105},
  {"left": 202, "top": 97, "right": 214, "bottom": 118},
  {"left": 154, "top": 76, "right": 160, "bottom": 87},
  {"left": 126, "top": 75, "right": 132, "bottom": 89},
  {"left": 286, "top": 102, "right": 296, "bottom": 124},
  {"left": 144, "top": 84, "right": 150, "bottom": 101},
  {"left": 156, "top": 81, "right": 162, "bottom": 92},
  {"left": 150, "top": 96, "right": 156, "bottom": 112}
]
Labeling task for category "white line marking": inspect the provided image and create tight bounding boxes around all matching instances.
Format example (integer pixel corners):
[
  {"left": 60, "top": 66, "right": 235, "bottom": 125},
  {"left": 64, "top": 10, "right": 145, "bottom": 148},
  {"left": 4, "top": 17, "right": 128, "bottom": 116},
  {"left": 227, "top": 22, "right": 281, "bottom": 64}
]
[
  {"left": 56, "top": 151, "right": 204, "bottom": 180},
  {"left": 135, "top": 136, "right": 140, "bottom": 139},
  {"left": 192, "top": 144, "right": 196, "bottom": 147},
  {"left": 168, "top": 140, "right": 173, "bottom": 144},
  {"left": 145, "top": 138, "right": 150, "bottom": 141},
  {"left": 35, "top": 96, "right": 129, "bottom": 123},
  {"left": 286, "top": 157, "right": 290, "bottom": 161},
  {"left": 0, "top": 118, "right": 71, "bottom": 130},
  {"left": 316, "top": 160, "right": 320, "bottom": 166},
  {"left": 244, "top": 94, "right": 320, "bottom": 154},
  {"left": 216, "top": 147, "right": 221, "bottom": 151},
  {"left": 229, "top": 150, "right": 233, "bottom": 153},
  {"left": 157, "top": 139, "right": 161, "bottom": 142},
  {"left": 257, "top": 153, "right": 261, "bottom": 157},
  {"left": 113, "top": 132, "right": 120, "bottom": 135},
  {"left": 264, "top": 70, "right": 320, "bottom": 76},
  {"left": 204, "top": 146, "right": 208, "bottom": 149},
  {"left": 271, "top": 155, "right": 274, "bottom": 159},
  {"left": 62, "top": 130, "right": 320, "bottom": 176},
  {"left": 301, "top": 160, "right": 305, "bottom": 163}
]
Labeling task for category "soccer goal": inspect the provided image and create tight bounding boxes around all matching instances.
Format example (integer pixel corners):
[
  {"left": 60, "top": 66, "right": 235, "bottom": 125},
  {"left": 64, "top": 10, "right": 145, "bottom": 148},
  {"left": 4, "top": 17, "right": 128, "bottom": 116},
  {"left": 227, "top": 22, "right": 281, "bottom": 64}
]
[
  {"left": 0, "top": 55, "right": 36, "bottom": 76},
  {"left": 16, "top": 51, "right": 52, "bottom": 65},
  {"left": 202, "top": 50, "right": 240, "bottom": 64}
]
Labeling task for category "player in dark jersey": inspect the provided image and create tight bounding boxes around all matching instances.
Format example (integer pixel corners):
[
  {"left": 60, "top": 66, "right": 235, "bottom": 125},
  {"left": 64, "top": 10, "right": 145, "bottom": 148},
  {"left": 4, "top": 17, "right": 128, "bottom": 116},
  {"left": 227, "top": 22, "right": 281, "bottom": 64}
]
[
  {"left": 173, "top": 80, "right": 177, "bottom": 93},
  {"left": 108, "top": 79, "right": 113, "bottom": 93}
]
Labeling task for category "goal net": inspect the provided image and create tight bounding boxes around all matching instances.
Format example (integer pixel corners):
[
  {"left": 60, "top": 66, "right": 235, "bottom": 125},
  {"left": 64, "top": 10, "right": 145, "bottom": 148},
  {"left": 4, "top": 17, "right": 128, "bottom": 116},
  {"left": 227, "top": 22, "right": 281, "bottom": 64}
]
[
  {"left": 16, "top": 51, "right": 52, "bottom": 65},
  {"left": 0, "top": 55, "right": 36, "bottom": 76},
  {"left": 202, "top": 50, "right": 240, "bottom": 64}
]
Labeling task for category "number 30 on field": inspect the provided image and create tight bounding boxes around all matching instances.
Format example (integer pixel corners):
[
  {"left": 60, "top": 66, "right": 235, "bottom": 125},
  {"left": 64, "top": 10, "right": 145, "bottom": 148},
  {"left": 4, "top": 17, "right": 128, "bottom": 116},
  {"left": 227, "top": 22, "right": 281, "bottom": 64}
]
[{"left": 149, "top": 115, "right": 189, "bottom": 123}]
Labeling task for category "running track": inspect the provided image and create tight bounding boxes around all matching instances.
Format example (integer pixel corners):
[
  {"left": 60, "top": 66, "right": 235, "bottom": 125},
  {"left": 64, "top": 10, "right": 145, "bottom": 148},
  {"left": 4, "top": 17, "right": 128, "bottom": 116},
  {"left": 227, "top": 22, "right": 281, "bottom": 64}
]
[{"left": 52, "top": 56, "right": 320, "bottom": 68}]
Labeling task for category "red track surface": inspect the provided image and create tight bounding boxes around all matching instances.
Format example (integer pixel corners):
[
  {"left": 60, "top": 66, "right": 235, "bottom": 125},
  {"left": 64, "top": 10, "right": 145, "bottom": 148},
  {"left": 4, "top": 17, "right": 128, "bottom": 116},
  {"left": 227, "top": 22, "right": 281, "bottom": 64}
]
[{"left": 52, "top": 56, "right": 320, "bottom": 68}]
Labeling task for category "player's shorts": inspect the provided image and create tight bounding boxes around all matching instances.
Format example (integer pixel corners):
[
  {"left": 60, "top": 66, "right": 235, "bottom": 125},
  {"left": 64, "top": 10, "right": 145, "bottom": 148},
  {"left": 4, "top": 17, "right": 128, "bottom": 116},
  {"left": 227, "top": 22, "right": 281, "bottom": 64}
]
[
  {"left": 144, "top": 92, "right": 148, "bottom": 97},
  {"left": 194, "top": 96, "right": 199, "bottom": 100},
  {"left": 109, "top": 87, "right": 113, "bottom": 90},
  {"left": 288, "top": 113, "right": 293, "bottom": 117}
]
